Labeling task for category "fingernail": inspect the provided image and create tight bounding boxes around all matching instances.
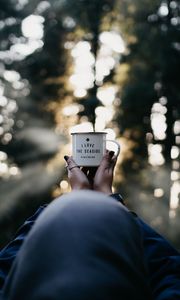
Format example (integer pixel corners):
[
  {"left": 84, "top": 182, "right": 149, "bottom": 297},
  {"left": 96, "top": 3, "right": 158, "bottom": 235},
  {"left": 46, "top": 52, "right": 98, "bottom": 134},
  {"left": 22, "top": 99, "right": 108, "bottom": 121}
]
[
  {"left": 64, "top": 155, "right": 69, "bottom": 161},
  {"left": 109, "top": 151, "right": 114, "bottom": 157}
]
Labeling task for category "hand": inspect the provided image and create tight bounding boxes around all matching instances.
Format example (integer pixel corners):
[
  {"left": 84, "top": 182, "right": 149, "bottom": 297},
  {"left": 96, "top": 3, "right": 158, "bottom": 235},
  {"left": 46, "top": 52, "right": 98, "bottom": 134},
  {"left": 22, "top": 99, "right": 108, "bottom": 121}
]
[
  {"left": 64, "top": 156, "right": 91, "bottom": 190},
  {"left": 93, "top": 150, "right": 117, "bottom": 195},
  {"left": 64, "top": 150, "right": 117, "bottom": 194}
]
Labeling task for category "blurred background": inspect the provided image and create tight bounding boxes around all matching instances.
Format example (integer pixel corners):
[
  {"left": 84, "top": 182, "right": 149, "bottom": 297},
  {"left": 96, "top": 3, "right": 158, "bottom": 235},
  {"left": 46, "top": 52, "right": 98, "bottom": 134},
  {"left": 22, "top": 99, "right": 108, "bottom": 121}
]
[{"left": 0, "top": 0, "right": 180, "bottom": 250}]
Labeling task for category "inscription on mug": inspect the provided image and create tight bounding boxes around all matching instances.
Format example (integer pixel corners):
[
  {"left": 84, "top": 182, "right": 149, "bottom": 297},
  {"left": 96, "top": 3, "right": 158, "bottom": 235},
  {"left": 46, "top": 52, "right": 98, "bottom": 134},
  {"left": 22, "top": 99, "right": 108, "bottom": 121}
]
[{"left": 76, "top": 141, "right": 101, "bottom": 159}]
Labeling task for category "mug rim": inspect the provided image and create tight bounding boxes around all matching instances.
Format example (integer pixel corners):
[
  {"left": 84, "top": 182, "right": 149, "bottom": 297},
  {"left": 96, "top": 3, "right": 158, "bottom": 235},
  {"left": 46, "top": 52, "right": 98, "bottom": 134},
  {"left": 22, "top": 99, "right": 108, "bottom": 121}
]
[{"left": 71, "top": 132, "right": 107, "bottom": 135}]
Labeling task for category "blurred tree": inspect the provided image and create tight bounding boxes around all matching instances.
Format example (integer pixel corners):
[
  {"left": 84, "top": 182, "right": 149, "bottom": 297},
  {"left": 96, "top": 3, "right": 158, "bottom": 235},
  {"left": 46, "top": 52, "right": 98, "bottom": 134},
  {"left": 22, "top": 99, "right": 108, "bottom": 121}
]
[
  {"left": 0, "top": 0, "right": 69, "bottom": 247},
  {"left": 115, "top": 0, "right": 180, "bottom": 171},
  {"left": 114, "top": 0, "right": 180, "bottom": 248},
  {"left": 64, "top": 0, "right": 116, "bottom": 125},
  {"left": 0, "top": 0, "right": 24, "bottom": 142},
  {"left": 11, "top": 2, "right": 69, "bottom": 165}
]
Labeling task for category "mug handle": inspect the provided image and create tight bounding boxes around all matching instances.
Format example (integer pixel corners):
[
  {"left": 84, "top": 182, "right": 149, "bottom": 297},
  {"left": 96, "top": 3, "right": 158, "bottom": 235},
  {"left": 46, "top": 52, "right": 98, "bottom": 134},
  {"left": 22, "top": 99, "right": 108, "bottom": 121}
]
[{"left": 106, "top": 140, "right": 120, "bottom": 157}]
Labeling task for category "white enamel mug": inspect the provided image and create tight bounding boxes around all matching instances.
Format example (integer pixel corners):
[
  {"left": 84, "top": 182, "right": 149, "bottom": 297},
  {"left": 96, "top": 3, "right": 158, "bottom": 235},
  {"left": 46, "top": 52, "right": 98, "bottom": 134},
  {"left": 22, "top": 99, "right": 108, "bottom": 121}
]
[{"left": 71, "top": 132, "right": 120, "bottom": 166}]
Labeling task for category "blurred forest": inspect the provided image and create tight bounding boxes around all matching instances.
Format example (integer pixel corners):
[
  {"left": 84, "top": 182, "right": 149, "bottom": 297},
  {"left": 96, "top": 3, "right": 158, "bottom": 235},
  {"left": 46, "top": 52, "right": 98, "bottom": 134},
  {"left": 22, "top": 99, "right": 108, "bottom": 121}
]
[{"left": 0, "top": 0, "right": 180, "bottom": 250}]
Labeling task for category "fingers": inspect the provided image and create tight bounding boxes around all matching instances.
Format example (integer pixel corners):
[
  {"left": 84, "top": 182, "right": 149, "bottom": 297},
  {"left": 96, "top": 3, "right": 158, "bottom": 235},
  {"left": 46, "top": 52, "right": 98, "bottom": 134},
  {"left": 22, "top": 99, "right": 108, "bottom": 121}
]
[
  {"left": 64, "top": 152, "right": 116, "bottom": 193},
  {"left": 64, "top": 155, "right": 91, "bottom": 190},
  {"left": 64, "top": 152, "right": 117, "bottom": 172},
  {"left": 100, "top": 150, "right": 117, "bottom": 170},
  {"left": 64, "top": 156, "right": 80, "bottom": 175}
]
